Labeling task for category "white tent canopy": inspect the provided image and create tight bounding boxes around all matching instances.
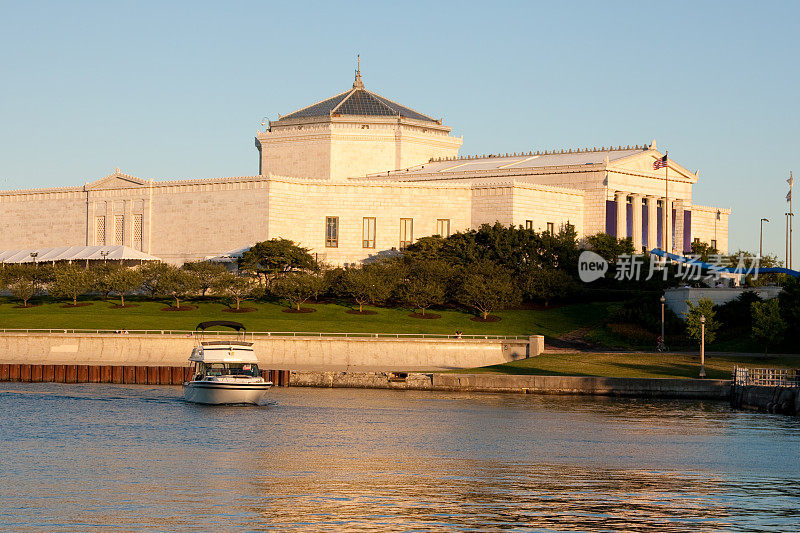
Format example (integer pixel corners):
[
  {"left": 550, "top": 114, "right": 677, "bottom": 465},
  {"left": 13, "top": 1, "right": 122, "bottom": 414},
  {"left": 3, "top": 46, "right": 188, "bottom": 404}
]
[{"left": 0, "top": 245, "right": 161, "bottom": 264}]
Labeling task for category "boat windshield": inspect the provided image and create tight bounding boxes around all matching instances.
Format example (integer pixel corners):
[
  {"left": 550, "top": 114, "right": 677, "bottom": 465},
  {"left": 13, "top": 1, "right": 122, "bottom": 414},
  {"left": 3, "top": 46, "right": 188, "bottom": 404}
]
[{"left": 200, "top": 363, "right": 260, "bottom": 377}]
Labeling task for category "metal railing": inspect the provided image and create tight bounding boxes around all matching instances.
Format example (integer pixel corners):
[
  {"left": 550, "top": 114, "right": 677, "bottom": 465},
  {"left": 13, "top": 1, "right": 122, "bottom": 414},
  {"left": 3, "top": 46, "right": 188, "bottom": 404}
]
[
  {"left": 733, "top": 366, "right": 800, "bottom": 387},
  {"left": 0, "top": 328, "right": 528, "bottom": 341}
]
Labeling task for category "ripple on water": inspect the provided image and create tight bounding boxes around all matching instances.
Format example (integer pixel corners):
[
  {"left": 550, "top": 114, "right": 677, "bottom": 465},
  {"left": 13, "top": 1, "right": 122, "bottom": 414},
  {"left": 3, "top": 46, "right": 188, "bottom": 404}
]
[{"left": 0, "top": 383, "right": 799, "bottom": 532}]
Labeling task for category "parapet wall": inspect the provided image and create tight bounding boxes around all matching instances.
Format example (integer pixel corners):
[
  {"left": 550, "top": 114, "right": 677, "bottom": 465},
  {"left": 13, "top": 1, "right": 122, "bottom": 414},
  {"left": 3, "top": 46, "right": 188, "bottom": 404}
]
[{"left": 0, "top": 333, "right": 536, "bottom": 371}]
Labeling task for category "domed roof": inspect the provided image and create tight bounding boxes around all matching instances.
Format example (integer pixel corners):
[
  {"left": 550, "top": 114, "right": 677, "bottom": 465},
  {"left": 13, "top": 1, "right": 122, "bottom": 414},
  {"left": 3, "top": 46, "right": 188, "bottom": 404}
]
[{"left": 278, "top": 65, "right": 438, "bottom": 123}]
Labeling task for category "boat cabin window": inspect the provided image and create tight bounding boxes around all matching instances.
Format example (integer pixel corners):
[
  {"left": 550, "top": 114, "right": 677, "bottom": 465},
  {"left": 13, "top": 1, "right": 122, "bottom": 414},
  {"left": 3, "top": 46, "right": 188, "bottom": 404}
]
[{"left": 198, "top": 362, "right": 260, "bottom": 377}]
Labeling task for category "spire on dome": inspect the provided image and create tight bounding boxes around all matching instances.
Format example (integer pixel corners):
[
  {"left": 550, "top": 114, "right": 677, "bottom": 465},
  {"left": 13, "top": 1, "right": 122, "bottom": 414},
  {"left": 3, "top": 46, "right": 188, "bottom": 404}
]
[{"left": 353, "top": 54, "right": 364, "bottom": 89}]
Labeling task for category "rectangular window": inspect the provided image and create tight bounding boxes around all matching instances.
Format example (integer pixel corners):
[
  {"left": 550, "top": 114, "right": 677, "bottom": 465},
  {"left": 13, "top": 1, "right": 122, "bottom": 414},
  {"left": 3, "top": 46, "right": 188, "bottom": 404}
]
[
  {"left": 546, "top": 222, "right": 555, "bottom": 235},
  {"left": 525, "top": 220, "right": 533, "bottom": 230},
  {"left": 693, "top": 237, "right": 700, "bottom": 245},
  {"left": 436, "top": 219, "right": 450, "bottom": 237},
  {"left": 95, "top": 216, "right": 106, "bottom": 246},
  {"left": 114, "top": 214, "right": 124, "bottom": 246},
  {"left": 711, "top": 239, "right": 717, "bottom": 250},
  {"left": 399, "top": 218, "right": 413, "bottom": 250},
  {"left": 133, "top": 214, "right": 143, "bottom": 251},
  {"left": 362, "top": 217, "right": 376, "bottom": 248},
  {"left": 325, "top": 217, "right": 338, "bottom": 248}
]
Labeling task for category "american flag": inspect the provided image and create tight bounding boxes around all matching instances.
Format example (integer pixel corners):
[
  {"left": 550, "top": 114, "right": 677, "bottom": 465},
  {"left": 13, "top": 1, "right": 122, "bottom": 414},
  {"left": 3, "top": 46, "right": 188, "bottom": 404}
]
[{"left": 653, "top": 155, "right": 668, "bottom": 170}]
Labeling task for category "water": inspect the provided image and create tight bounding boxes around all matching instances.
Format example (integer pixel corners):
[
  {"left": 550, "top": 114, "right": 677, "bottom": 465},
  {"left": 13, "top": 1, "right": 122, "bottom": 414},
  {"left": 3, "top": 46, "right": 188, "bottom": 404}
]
[{"left": 1, "top": 383, "right": 799, "bottom": 532}]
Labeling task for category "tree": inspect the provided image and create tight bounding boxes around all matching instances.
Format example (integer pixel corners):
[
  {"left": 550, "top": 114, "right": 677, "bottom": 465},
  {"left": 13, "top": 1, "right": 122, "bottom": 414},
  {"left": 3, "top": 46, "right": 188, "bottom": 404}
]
[
  {"left": 778, "top": 276, "right": 800, "bottom": 345},
  {"left": 342, "top": 264, "right": 395, "bottom": 312},
  {"left": 5, "top": 267, "right": 38, "bottom": 307},
  {"left": 456, "top": 261, "right": 520, "bottom": 319},
  {"left": 238, "top": 239, "right": 316, "bottom": 285},
  {"left": 213, "top": 273, "right": 259, "bottom": 310},
  {"left": 49, "top": 263, "right": 93, "bottom": 306},
  {"left": 182, "top": 261, "right": 228, "bottom": 296},
  {"left": 109, "top": 268, "right": 144, "bottom": 307},
  {"left": 139, "top": 262, "right": 171, "bottom": 297},
  {"left": 690, "top": 240, "right": 719, "bottom": 263},
  {"left": 271, "top": 272, "right": 318, "bottom": 311},
  {"left": 751, "top": 299, "right": 787, "bottom": 353},
  {"left": 157, "top": 265, "right": 201, "bottom": 309},
  {"left": 684, "top": 298, "right": 719, "bottom": 345},
  {"left": 399, "top": 260, "right": 450, "bottom": 316},
  {"left": 93, "top": 263, "right": 121, "bottom": 300},
  {"left": 522, "top": 267, "right": 574, "bottom": 307},
  {"left": 584, "top": 233, "right": 635, "bottom": 262}
]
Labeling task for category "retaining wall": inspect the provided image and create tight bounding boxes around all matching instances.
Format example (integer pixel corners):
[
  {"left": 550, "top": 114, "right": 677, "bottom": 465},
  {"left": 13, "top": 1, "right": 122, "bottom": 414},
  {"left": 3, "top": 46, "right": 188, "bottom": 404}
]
[
  {"left": 0, "top": 363, "right": 290, "bottom": 386},
  {"left": 730, "top": 385, "right": 800, "bottom": 415},
  {"left": 290, "top": 371, "right": 731, "bottom": 399},
  {"left": 0, "top": 333, "right": 536, "bottom": 371}
]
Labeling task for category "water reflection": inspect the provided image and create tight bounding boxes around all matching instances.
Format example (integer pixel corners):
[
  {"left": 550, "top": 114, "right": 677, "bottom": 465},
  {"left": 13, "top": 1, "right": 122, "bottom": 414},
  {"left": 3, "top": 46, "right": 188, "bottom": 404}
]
[{"left": 0, "top": 384, "right": 798, "bottom": 532}]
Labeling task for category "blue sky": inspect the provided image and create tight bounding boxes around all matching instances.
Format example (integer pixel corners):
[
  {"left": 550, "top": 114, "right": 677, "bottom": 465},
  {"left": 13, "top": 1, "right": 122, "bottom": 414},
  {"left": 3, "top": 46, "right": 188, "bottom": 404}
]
[{"left": 0, "top": 0, "right": 797, "bottom": 259}]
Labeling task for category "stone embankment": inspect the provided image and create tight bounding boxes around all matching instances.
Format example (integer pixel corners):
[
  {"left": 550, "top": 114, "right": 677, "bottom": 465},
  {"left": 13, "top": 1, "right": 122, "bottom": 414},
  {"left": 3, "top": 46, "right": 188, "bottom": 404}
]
[
  {"left": 0, "top": 332, "right": 539, "bottom": 371},
  {"left": 290, "top": 371, "right": 730, "bottom": 400},
  {"left": 730, "top": 385, "right": 800, "bottom": 415}
]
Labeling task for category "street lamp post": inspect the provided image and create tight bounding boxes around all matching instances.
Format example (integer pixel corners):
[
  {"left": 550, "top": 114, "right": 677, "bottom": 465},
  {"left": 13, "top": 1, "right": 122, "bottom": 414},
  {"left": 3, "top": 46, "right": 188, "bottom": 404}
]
[
  {"left": 30, "top": 252, "right": 38, "bottom": 269},
  {"left": 760, "top": 218, "right": 769, "bottom": 258},
  {"left": 660, "top": 295, "right": 666, "bottom": 343},
  {"left": 699, "top": 315, "right": 706, "bottom": 378},
  {"left": 100, "top": 251, "right": 109, "bottom": 264}
]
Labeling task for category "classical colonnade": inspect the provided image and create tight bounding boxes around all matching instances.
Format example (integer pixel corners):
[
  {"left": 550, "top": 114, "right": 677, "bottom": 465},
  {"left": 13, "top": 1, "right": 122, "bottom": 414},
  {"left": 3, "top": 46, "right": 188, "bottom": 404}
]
[{"left": 612, "top": 191, "right": 687, "bottom": 254}]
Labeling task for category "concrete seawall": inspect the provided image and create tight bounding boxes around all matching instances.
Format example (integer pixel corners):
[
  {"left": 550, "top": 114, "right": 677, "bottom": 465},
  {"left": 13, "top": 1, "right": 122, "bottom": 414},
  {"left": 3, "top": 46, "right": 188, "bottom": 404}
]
[
  {"left": 0, "top": 332, "right": 536, "bottom": 371},
  {"left": 731, "top": 385, "right": 800, "bottom": 415},
  {"left": 290, "top": 371, "right": 731, "bottom": 400}
]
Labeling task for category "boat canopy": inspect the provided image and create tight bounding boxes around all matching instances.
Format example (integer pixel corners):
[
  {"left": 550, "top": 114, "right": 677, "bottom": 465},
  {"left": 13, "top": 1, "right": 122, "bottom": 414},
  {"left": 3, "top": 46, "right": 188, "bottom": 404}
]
[
  {"left": 189, "top": 344, "right": 258, "bottom": 364},
  {"left": 196, "top": 320, "right": 246, "bottom": 332}
]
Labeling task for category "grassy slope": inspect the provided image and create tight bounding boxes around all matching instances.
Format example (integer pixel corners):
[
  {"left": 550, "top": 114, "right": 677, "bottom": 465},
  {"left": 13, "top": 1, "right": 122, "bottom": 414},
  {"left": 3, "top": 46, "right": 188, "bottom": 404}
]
[
  {"left": 457, "top": 352, "right": 800, "bottom": 380},
  {"left": 0, "top": 297, "right": 612, "bottom": 337}
]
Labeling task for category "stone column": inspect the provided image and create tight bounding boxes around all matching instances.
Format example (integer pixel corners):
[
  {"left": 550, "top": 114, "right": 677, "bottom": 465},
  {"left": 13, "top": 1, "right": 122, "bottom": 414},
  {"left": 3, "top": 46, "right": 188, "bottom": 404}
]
[
  {"left": 674, "top": 199, "right": 685, "bottom": 254},
  {"left": 631, "top": 194, "right": 643, "bottom": 252},
  {"left": 615, "top": 191, "right": 627, "bottom": 239},
  {"left": 646, "top": 196, "right": 658, "bottom": 252}
]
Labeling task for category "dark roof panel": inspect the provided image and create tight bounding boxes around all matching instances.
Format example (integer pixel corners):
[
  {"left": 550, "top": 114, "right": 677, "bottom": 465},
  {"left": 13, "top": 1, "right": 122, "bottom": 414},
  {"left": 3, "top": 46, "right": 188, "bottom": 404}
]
[{"left": 280, "top": 87, "right": 437, "bottom": 122}]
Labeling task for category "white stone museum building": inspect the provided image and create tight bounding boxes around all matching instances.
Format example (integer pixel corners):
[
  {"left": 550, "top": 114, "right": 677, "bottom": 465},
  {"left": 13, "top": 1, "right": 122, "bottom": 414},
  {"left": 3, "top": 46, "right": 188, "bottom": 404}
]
[{"left": 0, "top": 67, "right": 730, "bottom": 265}]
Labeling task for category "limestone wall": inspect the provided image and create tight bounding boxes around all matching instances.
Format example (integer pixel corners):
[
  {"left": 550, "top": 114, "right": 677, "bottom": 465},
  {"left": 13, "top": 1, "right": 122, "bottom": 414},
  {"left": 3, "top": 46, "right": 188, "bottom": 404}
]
[
  {"left": 0, "top": 188, "right": 87, "bottom": 249},
  {"left": 266, "top": 176, "right": 473, "bottom": 264},
  {"left": 511, "top": 183, "right": 584, "bottom": 235},
  {"left": 0, "top": 333, "right": 529, "bottom": 371},
  {"left": 691, "top": 205, "right": 730, "bottom": 253},
  {"left": 148, "top": 178, "right": 271, "bottom": 264}
]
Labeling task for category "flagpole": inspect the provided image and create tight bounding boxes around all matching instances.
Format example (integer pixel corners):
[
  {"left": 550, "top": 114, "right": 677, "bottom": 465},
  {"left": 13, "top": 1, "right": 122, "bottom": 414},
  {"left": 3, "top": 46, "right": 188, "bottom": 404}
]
[{"left": 664, "top": 151, "right": 669, "bottom": 253}]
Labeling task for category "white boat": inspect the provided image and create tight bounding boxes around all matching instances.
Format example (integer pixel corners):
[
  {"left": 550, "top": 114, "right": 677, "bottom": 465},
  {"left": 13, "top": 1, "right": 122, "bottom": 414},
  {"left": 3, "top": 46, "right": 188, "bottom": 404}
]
[{"left": 183, "top": 320, "right": 272, "bottom": 405}]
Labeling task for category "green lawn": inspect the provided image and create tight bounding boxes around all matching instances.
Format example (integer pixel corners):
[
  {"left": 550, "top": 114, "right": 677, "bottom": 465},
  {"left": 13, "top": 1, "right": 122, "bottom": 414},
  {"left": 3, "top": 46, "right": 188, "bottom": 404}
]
[
  {"left": 456, "top": 352, "right": 800, "bottom": 380},
  {"left": 0, "top": 297, "right": 612, "bottom": 337}
]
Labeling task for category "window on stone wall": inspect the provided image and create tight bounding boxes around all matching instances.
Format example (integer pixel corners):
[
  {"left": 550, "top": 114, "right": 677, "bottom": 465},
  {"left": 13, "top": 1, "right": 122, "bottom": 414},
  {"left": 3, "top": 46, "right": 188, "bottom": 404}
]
[
  {"left": 95, "top": 216, "right": 105, "bottom": 246},
  {"left": 436, "top": 219, "right": 450, "bottom": 237},
  {"left": 547, "top": 222, "right": 555, "bottom": 235},
  {"left": 399, "top": 218, "right": 413, "bottom": 250},
  {"left": 114, "top": 215, "right": 124, "bottom": 246},
  {"left": 525, "top": 220, "right": 533, "bottom": 230},
  {"left": 326, "top": 217, "right": 339, "bottom": 248},
  {"left": 711, "top": 239, "right": 717, "bottom": 250},
  {"left": 362, "top": 217, "right": 376, "bottom": 248},
  {"left": 133, "top": 214, "right": 143, "bottom": 251}
]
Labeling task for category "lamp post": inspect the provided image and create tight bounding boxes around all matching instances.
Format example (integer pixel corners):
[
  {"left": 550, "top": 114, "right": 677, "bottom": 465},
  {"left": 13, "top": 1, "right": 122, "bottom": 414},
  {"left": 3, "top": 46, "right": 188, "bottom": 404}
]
[
  {"left": 660, "top": 295, "right": 666, "bottom": 343},
  {"left": 100, "top": 250, "right": 109, "bottom": 264},
  {"left": 699, "top": 315, "right": 706, "bottom": 378},
  {"left": 759, "top": 218, "right": 769, "bottom": 258},
  {"left": 30, "top": 252, "right": 38, "bottom": 269}
]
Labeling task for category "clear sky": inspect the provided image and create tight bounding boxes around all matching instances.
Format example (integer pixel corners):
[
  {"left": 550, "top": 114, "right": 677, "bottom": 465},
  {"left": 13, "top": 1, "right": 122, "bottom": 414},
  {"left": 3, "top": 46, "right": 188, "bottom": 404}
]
[{"left": 1, "top": 0, "right": 797, "bottom": 259}]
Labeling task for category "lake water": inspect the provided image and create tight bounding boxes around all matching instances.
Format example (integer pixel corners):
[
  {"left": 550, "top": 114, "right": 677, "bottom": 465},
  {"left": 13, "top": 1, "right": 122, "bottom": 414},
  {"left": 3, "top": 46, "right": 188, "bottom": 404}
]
[{"left": 1, "top": 383, "right": 799, "bottom": 532}]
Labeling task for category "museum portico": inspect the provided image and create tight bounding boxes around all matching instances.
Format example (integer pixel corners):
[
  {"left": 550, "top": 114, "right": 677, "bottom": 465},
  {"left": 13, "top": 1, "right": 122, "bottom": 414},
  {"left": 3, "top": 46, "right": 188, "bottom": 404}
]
[{"left": 0, "top": 69, "right": 730, "bottom": 265}]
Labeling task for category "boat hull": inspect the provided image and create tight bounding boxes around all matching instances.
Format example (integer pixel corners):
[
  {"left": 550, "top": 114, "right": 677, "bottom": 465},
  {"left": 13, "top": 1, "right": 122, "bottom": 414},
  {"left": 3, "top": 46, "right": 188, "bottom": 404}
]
[{"left": 183, "top": 381, "right": 272, "bottom": 405}]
